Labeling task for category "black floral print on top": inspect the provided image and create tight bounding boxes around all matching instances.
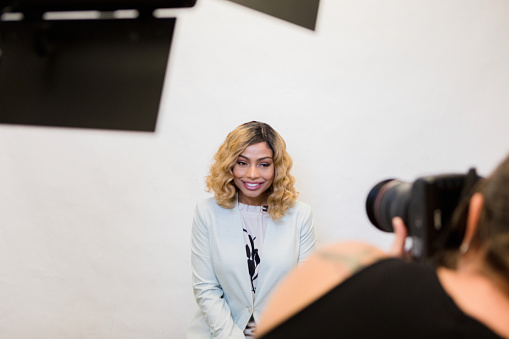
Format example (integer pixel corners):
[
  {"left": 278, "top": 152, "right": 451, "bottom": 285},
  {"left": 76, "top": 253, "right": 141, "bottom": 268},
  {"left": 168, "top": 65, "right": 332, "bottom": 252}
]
[{"left": 244, "top": 229, "right": 261, "bottom": 293}]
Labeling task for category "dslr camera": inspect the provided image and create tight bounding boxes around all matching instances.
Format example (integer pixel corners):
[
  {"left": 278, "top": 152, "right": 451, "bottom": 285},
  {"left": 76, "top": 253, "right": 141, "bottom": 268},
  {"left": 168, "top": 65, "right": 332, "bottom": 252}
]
[{"left": 366, "top": 168, "right": 481, "bottom": 261}]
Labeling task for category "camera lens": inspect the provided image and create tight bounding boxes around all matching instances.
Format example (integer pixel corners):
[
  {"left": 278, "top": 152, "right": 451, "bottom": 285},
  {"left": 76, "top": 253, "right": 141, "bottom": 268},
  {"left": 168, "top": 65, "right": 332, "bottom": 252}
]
[{"left": 366, "top": 179, "right": 412, "bottom": 233}]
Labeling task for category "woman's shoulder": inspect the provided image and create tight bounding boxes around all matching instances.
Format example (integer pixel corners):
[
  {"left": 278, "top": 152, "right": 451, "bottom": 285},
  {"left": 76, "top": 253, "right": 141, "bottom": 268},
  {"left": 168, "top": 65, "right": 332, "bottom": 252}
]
[
  {"left": 288, "top": 200, "right": 312, "bottom": 214},
  {"left": 280, "top": 200, "right": 313, "bottom": 222},
  {"left": 194, "top": 197, "right": 222, "bottom": 214},
  {"left": 193, "top": 198, "right": 225, "bottom": 226},
  {"left": 292, "top": 199, "right": 311, "bottom": 209},
  {"left": 194, "top": 197, "right": 236, "bottom": 216},
  {"left": 195, "top": 196, "right": 218, "bottom": 208}
]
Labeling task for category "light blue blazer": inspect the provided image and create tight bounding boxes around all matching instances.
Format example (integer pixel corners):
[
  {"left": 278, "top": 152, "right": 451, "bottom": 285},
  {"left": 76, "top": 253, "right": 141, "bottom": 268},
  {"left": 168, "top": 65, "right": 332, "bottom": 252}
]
[{"left": 186, "top": 197, "right": 315, "bottom": 338}]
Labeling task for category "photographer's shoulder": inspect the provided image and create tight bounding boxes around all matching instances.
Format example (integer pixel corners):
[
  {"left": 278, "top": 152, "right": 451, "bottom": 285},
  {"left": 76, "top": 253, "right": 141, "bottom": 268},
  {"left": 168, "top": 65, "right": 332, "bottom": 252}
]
[{"left": 257, "top": 241, "right": 386, "bottom": 336}]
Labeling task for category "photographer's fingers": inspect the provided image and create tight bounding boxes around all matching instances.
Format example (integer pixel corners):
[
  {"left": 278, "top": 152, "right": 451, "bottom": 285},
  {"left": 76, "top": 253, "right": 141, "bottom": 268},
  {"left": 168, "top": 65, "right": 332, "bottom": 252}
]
[{"left": 389, "top": 217, "right": 408, "bottom": 257}]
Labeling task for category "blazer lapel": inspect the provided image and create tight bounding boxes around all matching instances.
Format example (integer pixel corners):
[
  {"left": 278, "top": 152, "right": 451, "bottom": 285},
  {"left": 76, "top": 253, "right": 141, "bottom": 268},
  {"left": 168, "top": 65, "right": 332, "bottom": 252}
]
[{"left": 217, "top": 196, "right": 254, "bottom": 304}]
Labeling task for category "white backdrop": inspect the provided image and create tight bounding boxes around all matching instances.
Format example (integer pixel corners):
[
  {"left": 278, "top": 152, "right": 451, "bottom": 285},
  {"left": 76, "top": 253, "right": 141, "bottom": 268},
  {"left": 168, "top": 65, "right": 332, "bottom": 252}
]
[{"left": 1, "top": 0, "right": 509, "bottom": 337}]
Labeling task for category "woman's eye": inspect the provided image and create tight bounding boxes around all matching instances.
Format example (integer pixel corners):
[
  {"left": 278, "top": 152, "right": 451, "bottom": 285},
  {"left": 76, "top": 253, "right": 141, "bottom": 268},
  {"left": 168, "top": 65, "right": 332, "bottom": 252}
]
[
  {"left": 237, "top": 161, "right": 247, "bottom": 166},
  {"left": 259, "top": 163, "right": 272, "bottom": 167}
]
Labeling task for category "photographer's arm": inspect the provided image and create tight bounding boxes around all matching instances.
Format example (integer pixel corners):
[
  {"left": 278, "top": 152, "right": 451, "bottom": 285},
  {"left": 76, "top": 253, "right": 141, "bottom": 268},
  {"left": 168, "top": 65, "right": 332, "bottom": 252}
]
[{"left": 256, "top": 218, "right": 408, "bottom": 337}]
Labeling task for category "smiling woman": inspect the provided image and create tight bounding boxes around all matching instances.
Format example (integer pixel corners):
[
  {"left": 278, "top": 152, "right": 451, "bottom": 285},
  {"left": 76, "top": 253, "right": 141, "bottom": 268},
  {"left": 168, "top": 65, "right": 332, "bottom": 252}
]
[
  {"left": 186, "top": 121, "right": 316, "bottom": 338},
  {"left": 232, "top": 142, "right": 275, "bottom": 206}
]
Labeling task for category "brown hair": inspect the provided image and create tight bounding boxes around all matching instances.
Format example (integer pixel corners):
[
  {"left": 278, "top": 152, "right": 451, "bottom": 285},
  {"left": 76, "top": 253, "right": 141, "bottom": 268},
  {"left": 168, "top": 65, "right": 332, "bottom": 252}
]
[
  {"left": 440, "top": 154, "right": 509, "bottom": 285},
  {"left": 472, "top": 155, "right": 509, "bottom": 282}
]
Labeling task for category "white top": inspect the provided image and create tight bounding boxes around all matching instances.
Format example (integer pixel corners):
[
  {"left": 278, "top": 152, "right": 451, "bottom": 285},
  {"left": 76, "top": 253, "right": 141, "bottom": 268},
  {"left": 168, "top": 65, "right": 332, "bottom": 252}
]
[
  {"left": 239, "top": 202, "right": 269, "bottom": 338},
  {"left": 187, "top": 197, "right": 315, "bottom": 339}
]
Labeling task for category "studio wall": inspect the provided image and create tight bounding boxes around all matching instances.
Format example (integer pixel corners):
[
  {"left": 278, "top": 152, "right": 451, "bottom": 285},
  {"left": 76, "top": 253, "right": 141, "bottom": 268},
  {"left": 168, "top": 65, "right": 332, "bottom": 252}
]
[{"left": 1, "top": 0, "right": 509, "bottom": 337}]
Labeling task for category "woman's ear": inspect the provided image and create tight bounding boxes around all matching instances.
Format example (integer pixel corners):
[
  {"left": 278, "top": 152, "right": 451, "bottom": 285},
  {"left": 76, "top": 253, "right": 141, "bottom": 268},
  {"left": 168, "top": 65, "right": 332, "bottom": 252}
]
[{"left": 460, "top": 193, "right": 484, "bottom": 252}]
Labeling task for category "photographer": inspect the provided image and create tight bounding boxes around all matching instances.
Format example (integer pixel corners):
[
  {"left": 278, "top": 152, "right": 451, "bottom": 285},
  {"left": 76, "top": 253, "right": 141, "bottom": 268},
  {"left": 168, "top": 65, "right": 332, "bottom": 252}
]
[{"left": 256, "top": 154, "right": 509, "bottom": 338}]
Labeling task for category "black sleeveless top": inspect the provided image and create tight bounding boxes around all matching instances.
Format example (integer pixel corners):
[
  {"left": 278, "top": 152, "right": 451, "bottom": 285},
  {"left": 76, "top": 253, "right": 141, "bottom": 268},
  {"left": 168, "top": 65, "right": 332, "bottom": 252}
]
[{"left": 261, "top": 258, "right": 502, "bottom": 339}]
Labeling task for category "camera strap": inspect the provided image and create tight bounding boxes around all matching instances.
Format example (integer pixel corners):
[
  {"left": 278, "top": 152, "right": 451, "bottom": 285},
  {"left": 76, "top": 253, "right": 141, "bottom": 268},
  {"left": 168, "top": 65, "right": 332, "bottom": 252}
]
[{"left": 432, "top": 168, "right": 482, "bottom": 260}]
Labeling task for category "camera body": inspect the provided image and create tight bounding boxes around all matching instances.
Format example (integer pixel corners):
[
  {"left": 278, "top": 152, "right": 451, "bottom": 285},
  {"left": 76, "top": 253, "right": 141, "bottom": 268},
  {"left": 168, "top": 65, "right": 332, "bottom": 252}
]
[{"left": 366, "top": 169, "right": 481, "bottom": 260}]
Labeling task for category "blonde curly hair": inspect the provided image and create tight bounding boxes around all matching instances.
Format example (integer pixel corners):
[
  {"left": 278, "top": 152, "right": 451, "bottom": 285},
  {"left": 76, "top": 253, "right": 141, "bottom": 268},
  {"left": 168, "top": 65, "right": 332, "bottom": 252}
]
[{"left": 206, "top": 121, "right": 298, "bottom": 220}]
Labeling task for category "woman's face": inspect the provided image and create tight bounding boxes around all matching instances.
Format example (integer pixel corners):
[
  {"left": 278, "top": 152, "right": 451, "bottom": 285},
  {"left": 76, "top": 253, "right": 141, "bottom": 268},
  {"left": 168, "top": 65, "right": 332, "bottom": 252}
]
[{"left": 233, "top": 142, "right": 275, "bottom": 206}]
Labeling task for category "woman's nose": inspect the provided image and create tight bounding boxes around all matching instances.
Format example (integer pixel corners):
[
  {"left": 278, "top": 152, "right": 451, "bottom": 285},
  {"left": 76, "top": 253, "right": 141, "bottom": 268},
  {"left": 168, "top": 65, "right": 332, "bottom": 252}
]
[{"left": 247, "top": 165, "right": 259, "bottom": 179}]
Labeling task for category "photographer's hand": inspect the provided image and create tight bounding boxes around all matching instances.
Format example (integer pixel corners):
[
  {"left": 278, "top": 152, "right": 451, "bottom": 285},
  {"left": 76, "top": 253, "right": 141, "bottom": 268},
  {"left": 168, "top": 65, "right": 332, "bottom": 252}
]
[{"left": 389, "top": 217, "right": 408, "bottom": 258}]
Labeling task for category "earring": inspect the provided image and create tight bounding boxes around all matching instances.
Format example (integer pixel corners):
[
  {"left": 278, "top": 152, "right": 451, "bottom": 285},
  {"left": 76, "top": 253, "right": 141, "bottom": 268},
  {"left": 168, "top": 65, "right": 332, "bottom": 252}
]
[{"left": 460, "top": 243, "right": 470, "bottom": 255}]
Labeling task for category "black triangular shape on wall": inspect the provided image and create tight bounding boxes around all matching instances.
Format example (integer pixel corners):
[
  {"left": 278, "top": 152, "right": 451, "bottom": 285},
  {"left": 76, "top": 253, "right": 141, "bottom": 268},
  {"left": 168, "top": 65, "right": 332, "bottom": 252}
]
[{"left": 227, "top": 0, "right": 320, "bottom": 31}]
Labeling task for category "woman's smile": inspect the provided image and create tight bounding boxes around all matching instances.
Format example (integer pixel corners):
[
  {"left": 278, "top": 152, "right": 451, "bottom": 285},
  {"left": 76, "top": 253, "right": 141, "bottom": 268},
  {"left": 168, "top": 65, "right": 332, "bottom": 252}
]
[{"left": 242, "top": 181, "right": 265, "bottom": 190}]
